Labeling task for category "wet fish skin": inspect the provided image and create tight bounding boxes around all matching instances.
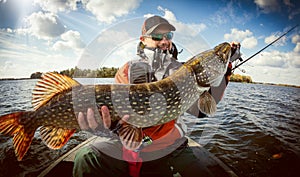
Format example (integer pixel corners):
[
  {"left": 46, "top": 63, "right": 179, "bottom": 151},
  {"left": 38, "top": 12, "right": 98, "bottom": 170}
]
[
  {"left": 0, "top": 42, "right": 231, "bottom": 160},
  {"left": 95, "top": 42, "right": 231, "bottom": 127}
]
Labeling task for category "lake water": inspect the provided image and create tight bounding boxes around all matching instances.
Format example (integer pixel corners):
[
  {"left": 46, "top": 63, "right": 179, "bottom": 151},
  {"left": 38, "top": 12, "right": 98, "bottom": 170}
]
[{"left": 0, "top": 79, "right": 299, "bottom": 177}]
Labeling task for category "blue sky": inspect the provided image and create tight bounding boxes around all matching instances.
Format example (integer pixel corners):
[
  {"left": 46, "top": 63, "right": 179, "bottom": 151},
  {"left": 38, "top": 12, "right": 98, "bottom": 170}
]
[{"left": 0, "top": 0, "right": 299, "bottom": 86}]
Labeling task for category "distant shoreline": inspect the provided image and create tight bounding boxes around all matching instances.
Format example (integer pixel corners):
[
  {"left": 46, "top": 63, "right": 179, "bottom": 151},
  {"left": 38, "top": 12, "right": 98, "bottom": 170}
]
[
  {"left": 230, "top": 81, "right": 300, "bottom": 88},
  {"left": 1, "top": 77, "right": 299, "bottom": 88},
  {"left": 253, "top": 82, "right": 300, "bottom": 88},
  {"left": 0, "top": 78, "right": 31, "bottom": 81}
]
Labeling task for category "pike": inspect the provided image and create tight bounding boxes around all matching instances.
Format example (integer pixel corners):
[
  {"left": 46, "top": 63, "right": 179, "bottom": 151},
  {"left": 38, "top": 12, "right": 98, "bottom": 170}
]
[{"left": 0, "top": 42, "right": 231, "bottom": 161}]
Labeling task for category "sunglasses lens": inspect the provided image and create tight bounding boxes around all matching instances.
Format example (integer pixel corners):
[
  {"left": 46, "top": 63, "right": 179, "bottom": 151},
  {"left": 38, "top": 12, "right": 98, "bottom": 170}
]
[
  {"left": 165, "top": 32, "right": 173, "bottom": 40},
  {"left": 151, "top": 32, "right": 173, "bottom": 41},
  {"left": 151, "top": 34, "right": 163, "bottom": 41}
]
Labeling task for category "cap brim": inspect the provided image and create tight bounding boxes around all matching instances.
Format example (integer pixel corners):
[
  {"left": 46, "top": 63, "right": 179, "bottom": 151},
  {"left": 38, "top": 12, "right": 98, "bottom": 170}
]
[{"left": 146, "top": 23, "right": 176, "bottom": 35}]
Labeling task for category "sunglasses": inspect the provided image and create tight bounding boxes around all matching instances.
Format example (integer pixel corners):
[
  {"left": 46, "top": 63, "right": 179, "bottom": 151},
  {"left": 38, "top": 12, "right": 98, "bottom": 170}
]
[{"left": 144, "top": 32, "right": 173, "bottom": 41}]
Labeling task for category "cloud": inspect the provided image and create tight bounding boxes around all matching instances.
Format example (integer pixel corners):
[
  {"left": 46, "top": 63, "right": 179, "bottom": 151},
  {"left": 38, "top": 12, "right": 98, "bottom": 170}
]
[
  {"left": 291, "top": 34, "right": 300, "bottom": 53},
  {"left": 0, "top": 30, "right": 46, "bottom": 58},
  {"left": 0, "top": 38, "right": 79, "bottom": 77},
  {"left": 96, "top": 30, "right": 132, "bottom": 44},
  {"left": 33, "top": 0, "right": 79, "bottom": 13},
  {"left": 157, "top": 6, "right": 177, "bottom": 22},
  {"left": 250, "top": 50, "right": 287, "bottom": 67},
  {"left": 101, "top": 40, "right": 137, "bottom": 68},
  {"left": 224, "top": 28, "right": 253, "bottom": 40},
  {"left": 84, "top": 0, "right": 141, "bottom": 23},
  {"left": 209, "top": 1, "right": 253, "bottom": 26},
  {"left": 2, "top": 61, "right": 14, "bottom": 71},
  {"left": 294, "top": 43, "right": 300, "bottom": 53},
  {"left": 26, "top": 11, "right": 66, "bottom": 40},
  {"left": 253, "top": 0, "right": 300, "bottom": 25},
  {"left": 0, "top": 27, "right": 80, "bottom": 78},
  {"left": 282, "top": 0, "right": 300, "bottom": 20},
  {"left": 152, "top": 6, "right": 208, "bottom": 51},
  {"left": 241, "top": 37, "right": 258, "bottom": 49},
  {"left": 76, "top": 29, "right": 136, "bottom": 69},
  {"left": 264, "top": 34, "right": 287, "bottom": 46},
  {"left": 0, "top": 53, "right": 78, "bottom": 78},
  {"left": 242, "top": 65, "right": 300, "bottom": 85},
  {"left": 145, "top": 6, "right": 207, "bottom": 37},
  {"left": 291, "top": 34, "right": 300, "bottom": 43},
  {"left": 53, "top": 30, "right": 85, "bottom": 51},
  {"left": 250, "top": 50, "right": 300, "bottom": 68},
  {"left": 224, "top": 28, "right": 258, "bottom": 49},
  {"left": 254, "top": 0, "right": 281, "bottom": 13},
  {"left": 33, "top": 0, "right": 143, "bottom": 24},
  {"left": 288, "top": 52, "right": 300, "bottom": 67}
]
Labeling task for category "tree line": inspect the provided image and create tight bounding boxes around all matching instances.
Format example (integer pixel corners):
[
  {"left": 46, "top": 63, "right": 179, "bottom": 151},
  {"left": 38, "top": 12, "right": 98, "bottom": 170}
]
[
  {"left": 230, "top": 73, "right": 252, "bottom": 83},
  {"left": 30, "top": 67, "right": 253, "bottom": 83},
  {"left": 30, "top": 67, "right": 119, "bottom": 79}
]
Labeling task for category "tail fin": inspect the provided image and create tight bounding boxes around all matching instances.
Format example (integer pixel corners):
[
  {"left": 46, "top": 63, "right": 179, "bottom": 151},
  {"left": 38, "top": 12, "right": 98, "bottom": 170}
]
[{"left": 0, "top": 112, "right": 35, "bottom": 161}]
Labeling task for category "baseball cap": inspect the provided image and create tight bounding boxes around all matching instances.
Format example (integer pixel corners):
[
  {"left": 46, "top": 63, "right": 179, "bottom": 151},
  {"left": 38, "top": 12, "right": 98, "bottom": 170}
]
[{"left": 142, "top": 16, "right": 176, "bottom": 35}]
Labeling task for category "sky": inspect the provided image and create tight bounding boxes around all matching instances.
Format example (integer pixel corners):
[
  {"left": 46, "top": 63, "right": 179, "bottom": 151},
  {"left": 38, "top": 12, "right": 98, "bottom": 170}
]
[{"left": 0, "top": 0, "right": 299, "bottom": 86}]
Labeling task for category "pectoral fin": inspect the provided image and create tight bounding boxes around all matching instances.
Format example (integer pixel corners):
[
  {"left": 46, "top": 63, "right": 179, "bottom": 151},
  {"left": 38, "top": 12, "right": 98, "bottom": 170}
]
[
  {"left": 198, "top": 91, "right": 217, "bottom": 116},
  {"left": 118, "top": 124, "right": 143, "bottom": 150},
  {"left": 40, "top": 126, "right": 76, "bottom": 149}
]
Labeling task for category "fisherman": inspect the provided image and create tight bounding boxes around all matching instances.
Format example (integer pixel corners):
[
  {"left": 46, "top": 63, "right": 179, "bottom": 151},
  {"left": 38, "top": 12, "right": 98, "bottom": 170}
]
[{"left": 74, "top": 16, "right": 232, "bottom": 177}]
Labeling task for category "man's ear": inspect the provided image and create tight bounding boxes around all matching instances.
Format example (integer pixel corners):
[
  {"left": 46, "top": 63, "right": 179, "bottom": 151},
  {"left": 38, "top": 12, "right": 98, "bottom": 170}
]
[{"left": 140, "top": 36, "right": 145, "bottom": 41}]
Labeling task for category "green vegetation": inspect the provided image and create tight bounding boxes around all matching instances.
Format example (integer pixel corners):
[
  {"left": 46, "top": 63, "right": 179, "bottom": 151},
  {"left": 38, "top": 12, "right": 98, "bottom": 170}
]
[
  {"left": 230, "top": 73, "right": 252, "bottom": 83},
  {"left": 31, "top": 69, "right": 253, "bottom": 83},
  {"left": 30, "top": 72, "right": 43, "bottom": 79},
  {"left": 30, "top": 67, "right": 118, "bottom": 79}
]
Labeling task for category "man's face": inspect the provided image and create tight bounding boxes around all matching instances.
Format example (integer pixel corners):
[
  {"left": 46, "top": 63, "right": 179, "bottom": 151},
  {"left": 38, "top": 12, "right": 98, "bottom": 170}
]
[{"left": 141, "top": 30, "right": 173, "bottom": 51}]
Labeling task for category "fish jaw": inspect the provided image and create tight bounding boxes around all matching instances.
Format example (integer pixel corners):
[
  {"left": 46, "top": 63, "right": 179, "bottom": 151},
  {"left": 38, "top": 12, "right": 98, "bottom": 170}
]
[
  {"left": 189, "top": 42, "right": 231, "bottom": 88},
  {"left": 214, "top": 42, "right": 231, "bottom": 64},
  {"left": 209, "top": 42, "right": 231, "bottom": 87}
]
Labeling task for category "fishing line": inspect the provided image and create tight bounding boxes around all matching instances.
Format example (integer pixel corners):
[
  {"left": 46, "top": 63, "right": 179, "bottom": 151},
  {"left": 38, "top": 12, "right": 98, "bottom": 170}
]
[{"left": 232, "top": 24, "right": 299, "bottom": 71}]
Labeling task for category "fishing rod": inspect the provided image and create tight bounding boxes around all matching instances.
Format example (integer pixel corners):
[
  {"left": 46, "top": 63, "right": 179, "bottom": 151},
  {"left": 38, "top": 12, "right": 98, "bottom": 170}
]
[{"left": 232, "top": 24, "right": 299, "bottom": 71}]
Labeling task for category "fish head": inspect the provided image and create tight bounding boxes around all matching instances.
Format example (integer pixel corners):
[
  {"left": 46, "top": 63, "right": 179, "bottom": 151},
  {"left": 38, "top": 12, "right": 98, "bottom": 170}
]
[{"left": 190, "top": 42, "right": 231, "bottom": 87}]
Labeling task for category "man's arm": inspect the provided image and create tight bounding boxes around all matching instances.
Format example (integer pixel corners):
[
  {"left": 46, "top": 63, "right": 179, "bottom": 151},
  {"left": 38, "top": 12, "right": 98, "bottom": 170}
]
[{"left": 186, "top": 64, "right": 232, "bottom": 118}]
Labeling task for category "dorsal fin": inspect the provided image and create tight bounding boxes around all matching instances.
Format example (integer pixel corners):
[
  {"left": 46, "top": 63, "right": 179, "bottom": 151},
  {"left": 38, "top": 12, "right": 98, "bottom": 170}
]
[{"left": 32, "top": 72, "right": 80, "bottom": 110}]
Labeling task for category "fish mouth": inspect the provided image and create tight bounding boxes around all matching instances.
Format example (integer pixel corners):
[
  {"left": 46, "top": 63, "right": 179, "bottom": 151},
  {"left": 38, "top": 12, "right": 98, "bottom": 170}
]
[{"left": 209, "top": 42, "right": 231, "bottom": 86}]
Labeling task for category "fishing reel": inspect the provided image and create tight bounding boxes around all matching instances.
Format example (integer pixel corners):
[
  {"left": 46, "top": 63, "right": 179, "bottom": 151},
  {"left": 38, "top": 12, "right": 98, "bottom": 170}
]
[{"left": 231, "top": 57, "right": 246, "bottom": 73}]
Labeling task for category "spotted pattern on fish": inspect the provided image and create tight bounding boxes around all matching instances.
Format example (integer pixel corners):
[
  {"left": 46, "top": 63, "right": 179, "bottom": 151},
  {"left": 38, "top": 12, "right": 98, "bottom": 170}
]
[{"left": 0, "top": 42, "right": 231, "bottom": 160}]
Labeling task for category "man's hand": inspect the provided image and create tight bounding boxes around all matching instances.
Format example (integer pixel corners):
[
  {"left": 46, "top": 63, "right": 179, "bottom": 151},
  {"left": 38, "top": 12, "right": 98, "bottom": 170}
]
[
  {"left": 77, "top": 106, "right": 111, "bottom": 132},
  {"left": 225, "top": 62, "right": 232, "bottom": 83},
  {"left": 77, "top": 106, "right": 142, "bottom": 149},
  {"left": 77, "top": 106, "right": 128, "bottom": 132}
]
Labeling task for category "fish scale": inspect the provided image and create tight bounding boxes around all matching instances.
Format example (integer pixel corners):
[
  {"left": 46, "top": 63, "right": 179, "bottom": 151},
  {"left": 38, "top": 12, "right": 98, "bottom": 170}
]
[{"left": 0, "top": 42, "right": 231, "bottom": 161}]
